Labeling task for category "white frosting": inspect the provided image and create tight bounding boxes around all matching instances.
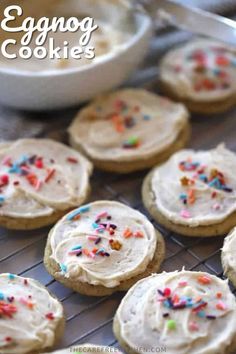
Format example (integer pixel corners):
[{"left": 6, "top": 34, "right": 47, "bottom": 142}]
[
  {"left": 0, "top": 273, "right": 64, "bottom": 354},
  {"left": 151, "top": 144, "right": 236, "bottom": 226},
  {"left": 49, "top": 344, "right": 122, "bottom": 354},
  {"left": 49, "top": 201, "right": 157, "bottom": 287},
  {"left": 116, "top": 270, "right": 236, "bottom": 354},
  {"left": 160, "top": 39, "right": 236, "bottom": 102},
  {"left": 69, "top": 89, "right": 189, "bottom": 162},
  {"left": 0, "top": 139, "right": 92, "bottom": 219},
  {"left": 222, "top": 227, "right": 236, "bottom": 273}
]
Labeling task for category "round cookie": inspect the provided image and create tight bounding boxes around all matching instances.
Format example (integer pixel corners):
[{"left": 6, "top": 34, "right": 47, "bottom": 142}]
[
  {"left": 222, "top": 227, "right": 236, "bottom": 287},
  {"left": 160, "top": 38, "right": 236, "bottom": 114},
  {"left": 68, "top": 89, "right": 190, "bottom": 173},
  {"left": 113, "top": 270, "right": 236, "bottom": 354},
  {"left": 0, "top": 273, "right": 65, "bottom": 354},
  {"left": 142, "top": 144, "right": 236, "bottom": 237},
  {"left": 0, "top": 138, "right": 93, "bottom": 230},
  {"left": 44, "top": 200, "right": 165, "bottom": 296},
  {"left": 48, "top": 344, "right": 122, "bottom": 354}
]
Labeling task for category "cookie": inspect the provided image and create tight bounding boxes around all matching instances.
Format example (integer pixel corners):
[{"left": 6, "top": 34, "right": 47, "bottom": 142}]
[
  {"left": 113, "top": 270, "right": 236, "bottom": 354},
  {"left": 44, "top": 200, "right": 165, "bottom": 296},
  {"left": 48, "top": 344, "right": 122, "bottom": 354},
  {"left": 0, "top": 139, "right": 93, "bottom": 230},
  {"left": 142, "top": 144, "right": 236, "bottom": 237},
  {"left": 68, "top": 89, "right": 190, "bottom": 173},
  {"left": 0, "top": 273, "right": 64, "bottom": 354},
  {"left": 160, "top": 39, "right": 236, "bottom": 114},
  {"left": 222, "top": 227, "right": 236, "bottom": 287}
]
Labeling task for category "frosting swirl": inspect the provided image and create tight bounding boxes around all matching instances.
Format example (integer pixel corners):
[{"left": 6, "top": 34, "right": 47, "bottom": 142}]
[
  {"left": 0, "top": 273, "right": 64, "bottom": 354},
  {"left": 160, "top": 39, "right": 236, "bottom": 102},
  {"left": 115, "top": 270, "right": 236, "bottom": 354},
  {"left": 49, "top": 201, "right": 157, "bottom": 287},
  {"left": 0, "top": 139, "right": 92, "bottom": 219},
  {"left": 151, "top": 144, "right": 236, "bottom": 226},
  {"left": 69, "top": 89, "right": 189, "bottom": 162}
]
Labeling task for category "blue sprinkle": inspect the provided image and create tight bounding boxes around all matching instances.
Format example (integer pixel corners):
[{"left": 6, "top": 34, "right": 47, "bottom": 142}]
[
  {"left": 199, "top": 174, "right": 208, "bottom": 182},
  {"left": 67, "top": 210, "right": 81, "bottom": 221},
  {"left": 8, "top": 274, "right": 15, "bottom": 280},
  {"left": 143, "top": 114, "right": 151, "bottom": 121},
  {"left": 197, "top": 310, "right": 206, "bottom": 318},
  {"left": 8, "top": 165, "right": 20, "bottom": 174},
  {"left": 163, "top": 300, "right": 171, "bottom": 308},
  {"left": 213, "top": 68, "right": 221, "bottom": 76},
  {"left": 92, "top": 222, "right": 99, "bottom": 229},
  {"left": 71, "top": 245, "right": 82, "bottom": 251},
  {"left": 60, "top": 264, "right": 67, "bottom": 273},
  {"left": 0, "top": 292, "right": 4, "bottom": 300},
  {"left": 209, "top": 177, "right": 221, "bottom": 189},
  {"left": 78, "top": 205, "right": 90, "bottom": 213},
  {"left": 18, "top": 155, "right": 29, "bottom": 165},
  {"left": 67, "top": 205, "right": 90, "bottom": 221},
  {"left": 0, "top": 196, "right": 5, "bottom": 203},
  {"left": 179, "top": 193, "right": 187, "bottom": 200}
]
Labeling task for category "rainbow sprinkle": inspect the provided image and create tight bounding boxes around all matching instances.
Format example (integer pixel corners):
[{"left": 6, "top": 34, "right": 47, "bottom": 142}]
[
  {"left": 123, "top": 136, "right": 140, "bottom": 149},
  {"left": 178, "top": 159, "right": 233, "bottom": 217}
]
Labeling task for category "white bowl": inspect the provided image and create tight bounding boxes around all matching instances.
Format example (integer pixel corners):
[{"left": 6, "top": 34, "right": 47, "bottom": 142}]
[{"left": 0, "top": 11, "right": 152, "bottom": 110}]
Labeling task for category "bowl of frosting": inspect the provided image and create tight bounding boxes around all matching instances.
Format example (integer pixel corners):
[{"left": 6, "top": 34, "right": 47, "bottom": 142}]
[{"left": 0, "top": 0, "right": 152, "bottom": 110}]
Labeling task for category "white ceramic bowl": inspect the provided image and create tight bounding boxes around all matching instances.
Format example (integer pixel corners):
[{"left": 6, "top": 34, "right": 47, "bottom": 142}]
[{"left": 0, "top": 11, "right": 152, "bottom": 111}]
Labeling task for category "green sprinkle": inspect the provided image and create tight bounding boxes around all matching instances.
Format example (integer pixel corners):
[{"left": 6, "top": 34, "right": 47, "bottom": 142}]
[
  {"left": 167, "top": 319, "right": 176, "bottom": 330},
  {"left": 60, "top": 264, "right": 67, "bottom": 273},
  {"left": 127, "top": 136, "right": 139, "bottom": 145}
]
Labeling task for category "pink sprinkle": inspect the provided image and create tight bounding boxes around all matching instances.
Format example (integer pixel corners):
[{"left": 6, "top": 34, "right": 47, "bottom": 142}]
[
  {"left": 35, "top": 180, "right": 42, "bottom": 191},
  {"left": 87, "top": 235, "right": 97, "bottom": 241},
  {"left": 213, "top": 203, "right": 221, "bottom": 211},
  {"left": 216, "top": 301, "right": 227, "bottom": 311},
  {"left": 89, "top": 252, "right": 95, "bottom": 259},
  {"left": 180, "top": 210, "right": 191, "bottom": 219},
  {"left": 178, "top": 281, "right": 188, "bottom": 287},
  {"left": 189, "top": 321, "right": 199, "bottom": 331},
  {"left": 68, "top": 250, "right": 82, "bottom": 256},
  {"left": 96, "top": 211, "right": 108, "bottom": 219},
  {"left": 19, "top": 297, "right": 28, "bottom": 306},
  {"left": 2, "top": 156, "right": 12, "bottom": 166},
  {"left": 97, "top": 225, "right": 105, "bottom": 231}
]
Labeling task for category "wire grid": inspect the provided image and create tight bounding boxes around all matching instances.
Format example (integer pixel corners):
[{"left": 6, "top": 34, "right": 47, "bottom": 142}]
[{"left": 0, "top": 3, "right": 236, "bottom": 352}]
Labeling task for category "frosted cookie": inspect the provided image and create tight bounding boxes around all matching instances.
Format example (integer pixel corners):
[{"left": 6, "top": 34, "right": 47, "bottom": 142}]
[
  {"left": 222, "top": 227, "right": 236, "bottom": 287},
  {"left": 160, "top": 39, "right": 236, "bottom": 114},
  {"left": 142, "top": 144, "right": 236, "bottom": 237},
  {"left": 48, "top": 344, "right": 122, "bottom": 354},
  {"left": 113, "top": 270, "right": 236, "bottom": 354},
  {"left": 0, "top": 273, "right": 64, "bottom": 354},
  {"left": 0, "top": 139, "right": 92, "bottom": 230},
  {"left": 44, "top": 200, "right": 165, "bottom": 296},
  {"left": 68, "top": 89, "right": 190, "bottom": 173}
]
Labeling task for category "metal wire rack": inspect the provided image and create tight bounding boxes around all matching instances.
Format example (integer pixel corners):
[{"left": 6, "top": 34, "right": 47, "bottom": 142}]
[{"left": 0, "top": 2, "right": 236, "bottom": 352}]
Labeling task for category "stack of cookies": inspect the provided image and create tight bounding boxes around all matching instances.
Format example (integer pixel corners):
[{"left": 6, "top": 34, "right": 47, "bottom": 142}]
[{"left": 1, "top": 37, "right": 236, "bottom": 354}]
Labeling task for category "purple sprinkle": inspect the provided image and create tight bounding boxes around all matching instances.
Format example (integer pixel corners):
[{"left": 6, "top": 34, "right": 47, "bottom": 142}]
[{"left": 95, "top": 237, "right": 101, "bottom": 245}]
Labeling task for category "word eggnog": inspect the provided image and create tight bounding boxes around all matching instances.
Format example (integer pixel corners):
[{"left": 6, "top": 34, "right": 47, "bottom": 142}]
[{"left": 1, "top": 5, "right": 97, "bottom": 60}]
